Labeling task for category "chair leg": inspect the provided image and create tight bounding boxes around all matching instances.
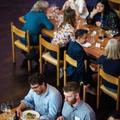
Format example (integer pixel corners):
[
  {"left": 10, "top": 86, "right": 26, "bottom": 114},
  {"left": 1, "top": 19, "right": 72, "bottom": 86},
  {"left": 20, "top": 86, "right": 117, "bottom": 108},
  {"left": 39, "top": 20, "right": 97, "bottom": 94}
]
[
  {"left": 83, "top": 85, "right": 87, "bottom": 101},
  {"left": 28, "top": 60, "right": 31, "bottom": 71},
  {"left": 97, "top": 87, "right": 100, "bottom": 109},
  {"left": 116, "top": 99, "right": 119, "bottom": 111},
  {"left": 57, "top": 67, "right": 60, "bottom": 86},
  {"left": 12, "top": 45, "right": 16, "bottom": 63},
  {"left": 40, "top": 59, "right": 42, "bottom": 74}
]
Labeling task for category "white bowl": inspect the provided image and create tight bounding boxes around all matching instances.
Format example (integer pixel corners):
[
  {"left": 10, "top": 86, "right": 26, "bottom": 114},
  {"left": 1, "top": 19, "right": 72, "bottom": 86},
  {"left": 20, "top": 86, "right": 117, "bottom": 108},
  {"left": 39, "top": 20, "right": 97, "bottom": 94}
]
[{"left": 21, "top": 110, "right": 40, "bottom": 120}]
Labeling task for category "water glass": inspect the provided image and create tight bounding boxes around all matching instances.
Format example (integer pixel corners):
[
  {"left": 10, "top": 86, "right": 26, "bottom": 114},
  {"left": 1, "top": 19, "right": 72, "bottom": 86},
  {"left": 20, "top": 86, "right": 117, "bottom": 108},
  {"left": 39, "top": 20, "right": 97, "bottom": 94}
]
[{"left": 0, "top": 103, "right": 7, "bottom": 113}]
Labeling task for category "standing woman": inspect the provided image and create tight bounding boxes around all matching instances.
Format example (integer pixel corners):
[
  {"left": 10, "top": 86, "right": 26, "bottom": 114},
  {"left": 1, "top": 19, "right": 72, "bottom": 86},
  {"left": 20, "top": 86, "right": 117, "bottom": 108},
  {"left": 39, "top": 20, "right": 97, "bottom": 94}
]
[
  {"left": 62, "top": 0, "right": 89, "bottom": 18},
  {"left": 21, "top": 0, "right": 54, "bottom": 46},
  {"left": 97, "top": 38, "right": 120, "bottom": 91},
  {"left": 87, "top": 0, "right": 120, "bottom": 33}
]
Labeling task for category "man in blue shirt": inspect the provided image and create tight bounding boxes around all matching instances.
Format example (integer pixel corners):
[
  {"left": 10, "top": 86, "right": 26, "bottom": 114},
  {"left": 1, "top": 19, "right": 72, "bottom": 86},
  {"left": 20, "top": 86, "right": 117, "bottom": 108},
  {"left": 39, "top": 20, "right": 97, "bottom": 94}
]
[
  {"left": 16, "top": 73, "right": 62, "bottom": 120},
  {"left": 57, "top": 81, "right": 96, "bottom": 120}
]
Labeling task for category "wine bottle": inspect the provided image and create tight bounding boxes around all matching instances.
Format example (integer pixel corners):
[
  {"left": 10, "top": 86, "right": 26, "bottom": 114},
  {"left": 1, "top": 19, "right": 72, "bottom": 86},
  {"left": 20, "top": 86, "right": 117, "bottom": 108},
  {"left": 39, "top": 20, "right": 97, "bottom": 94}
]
[{"left": 13, "top": 111, "right": 19, "bottom": 120}]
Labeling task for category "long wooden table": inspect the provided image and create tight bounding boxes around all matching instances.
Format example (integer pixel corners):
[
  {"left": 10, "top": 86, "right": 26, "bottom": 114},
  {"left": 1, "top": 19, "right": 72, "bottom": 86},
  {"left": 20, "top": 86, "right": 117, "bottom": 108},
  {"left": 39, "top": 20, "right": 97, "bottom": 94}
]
[
  {"left": 41, "top": 27, "right": 106, "bottom": 59},
  {"left": 18, "top": 7, "right": 119, "bottom": 59},
  {"left": 0, "top": 108, "right": 16, "bottom": 120}
]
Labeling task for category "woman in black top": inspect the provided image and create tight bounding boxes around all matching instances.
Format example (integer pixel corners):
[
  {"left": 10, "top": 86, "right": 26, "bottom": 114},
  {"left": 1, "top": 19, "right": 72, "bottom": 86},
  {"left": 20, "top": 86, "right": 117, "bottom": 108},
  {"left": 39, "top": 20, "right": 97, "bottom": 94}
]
[
  {"left": 97, "top": 38, "right": 120, "bottom": 90},
  {"left": 87, "top": 0, "right": 120, "bottom": 34}
]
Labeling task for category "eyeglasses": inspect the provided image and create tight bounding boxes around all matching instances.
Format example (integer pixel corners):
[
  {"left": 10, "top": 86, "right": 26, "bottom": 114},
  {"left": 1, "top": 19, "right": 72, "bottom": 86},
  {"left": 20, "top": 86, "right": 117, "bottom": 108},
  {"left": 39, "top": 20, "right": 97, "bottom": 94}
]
[{"left": 30, "top": 84, "right": 40, "bottom": 89}]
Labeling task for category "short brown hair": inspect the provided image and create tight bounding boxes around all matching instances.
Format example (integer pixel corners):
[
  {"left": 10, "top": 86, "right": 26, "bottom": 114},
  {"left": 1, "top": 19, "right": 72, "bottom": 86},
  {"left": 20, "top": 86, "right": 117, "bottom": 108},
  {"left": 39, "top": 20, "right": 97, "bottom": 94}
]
[{"left": 63, "top": 81, "right": 80, "bottom": 93}]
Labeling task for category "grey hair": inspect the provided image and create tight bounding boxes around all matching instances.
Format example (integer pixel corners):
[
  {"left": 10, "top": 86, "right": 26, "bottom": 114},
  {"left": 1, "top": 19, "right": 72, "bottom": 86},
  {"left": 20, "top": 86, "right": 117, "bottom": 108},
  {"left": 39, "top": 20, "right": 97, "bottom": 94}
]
[
  {"left": 105, "top": 38, "right": 120, "bottom": 59},
  {"left": 31, "top": 0, "right": 49, "bottom": 12}
]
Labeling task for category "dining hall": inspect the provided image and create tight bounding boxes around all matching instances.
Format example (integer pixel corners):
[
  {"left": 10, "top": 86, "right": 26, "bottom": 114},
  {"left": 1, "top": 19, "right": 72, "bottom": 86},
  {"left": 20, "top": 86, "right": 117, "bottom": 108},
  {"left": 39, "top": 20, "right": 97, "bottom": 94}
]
[{"left": 0, "top": 0, "right": 120, "bottom": 119}]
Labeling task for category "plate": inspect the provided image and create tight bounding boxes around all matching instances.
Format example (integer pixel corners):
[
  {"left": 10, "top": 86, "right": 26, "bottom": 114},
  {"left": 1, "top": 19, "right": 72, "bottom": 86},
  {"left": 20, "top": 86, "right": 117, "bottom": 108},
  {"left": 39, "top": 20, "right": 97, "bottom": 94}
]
[{"left": 21, "top": 110, "right": 40, "bottom": 120}]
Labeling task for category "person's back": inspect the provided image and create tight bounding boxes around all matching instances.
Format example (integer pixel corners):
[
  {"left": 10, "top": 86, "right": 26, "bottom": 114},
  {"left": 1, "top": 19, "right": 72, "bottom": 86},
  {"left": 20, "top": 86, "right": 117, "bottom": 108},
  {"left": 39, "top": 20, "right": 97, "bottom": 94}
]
[
  {"left": 97, "top": 38, "right": 120, "bottom": 90},
  {"left": 23, "top": 11, "right": 53, "bottom": 34},
  {"left": 97, "top": 55, "right": 120, "bottom": 77},
  {"left": 67, "top": 29, "right": 88, "bottom": 82},
  {"left": 21, "top": 0, "right": 54, "bottom": 45},
  {"left": 67, "top": 40, "right": 86, "bottom": 77}
]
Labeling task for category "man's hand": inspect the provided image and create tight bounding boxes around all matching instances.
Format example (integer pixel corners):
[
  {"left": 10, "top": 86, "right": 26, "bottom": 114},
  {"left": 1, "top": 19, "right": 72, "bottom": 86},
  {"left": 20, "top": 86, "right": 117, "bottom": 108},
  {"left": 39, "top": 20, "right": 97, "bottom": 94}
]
[{"left": 16, "top": 107, "right": 22, "bottom": 117}]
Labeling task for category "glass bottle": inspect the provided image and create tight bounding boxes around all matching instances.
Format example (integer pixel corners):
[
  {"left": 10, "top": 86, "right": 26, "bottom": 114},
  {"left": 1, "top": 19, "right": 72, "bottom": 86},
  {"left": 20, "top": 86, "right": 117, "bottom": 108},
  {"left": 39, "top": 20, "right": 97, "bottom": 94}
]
[{"left": 13, "top": 111, "right": 19, "bottom": 120}]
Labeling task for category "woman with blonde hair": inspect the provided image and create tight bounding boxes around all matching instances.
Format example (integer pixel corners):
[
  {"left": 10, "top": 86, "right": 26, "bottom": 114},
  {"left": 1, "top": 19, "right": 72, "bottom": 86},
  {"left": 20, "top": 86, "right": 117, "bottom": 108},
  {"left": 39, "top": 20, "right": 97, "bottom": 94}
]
[
  {"left": 21, "top": 0, "right": 54, "bottom": 46},
  {"left": 20, "top": 0, "right": 54, "bottom": 62},
  {"left": 97, "top": 38, "right": 120, "bottom": 90},
  {"left": 62, "top": 0, "right": 89, "bottom": 18}
]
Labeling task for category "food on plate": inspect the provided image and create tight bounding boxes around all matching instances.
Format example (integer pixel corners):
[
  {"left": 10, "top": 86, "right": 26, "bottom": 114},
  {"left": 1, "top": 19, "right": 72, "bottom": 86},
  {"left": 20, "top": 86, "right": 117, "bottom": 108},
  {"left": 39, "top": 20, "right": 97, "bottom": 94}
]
[{"left": 26, "top": 112, "right": 36, "bottom": 119}]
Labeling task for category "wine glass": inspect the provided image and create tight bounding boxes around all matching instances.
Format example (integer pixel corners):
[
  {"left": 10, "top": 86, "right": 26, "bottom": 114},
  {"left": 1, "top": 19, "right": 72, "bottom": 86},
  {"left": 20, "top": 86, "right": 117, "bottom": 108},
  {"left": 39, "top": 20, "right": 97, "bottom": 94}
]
[{"left": 0, "top": 103, "right": 7, "bottom": 113}]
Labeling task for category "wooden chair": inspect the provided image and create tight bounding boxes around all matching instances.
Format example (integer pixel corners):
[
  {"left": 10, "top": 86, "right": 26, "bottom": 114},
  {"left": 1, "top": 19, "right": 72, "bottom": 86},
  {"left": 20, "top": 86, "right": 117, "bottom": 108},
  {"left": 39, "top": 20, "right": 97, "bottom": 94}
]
[
  {"left": 39, "top": 35, "right": 63, "bottom": 86},
  {"left": 64, "top": 51, "right": 77, "bottom": 86},
  {"left": 11, "top": 22, "right": 38, "bottom": 71},
  {"left": 97, "top": 65, "right": 120, "bottom": 110},
  {"left": 83, "top": 63, "right": 97, "bottom": 101},
  {"left": 109, "top": 0, "right": 120, "bottom": 17}
]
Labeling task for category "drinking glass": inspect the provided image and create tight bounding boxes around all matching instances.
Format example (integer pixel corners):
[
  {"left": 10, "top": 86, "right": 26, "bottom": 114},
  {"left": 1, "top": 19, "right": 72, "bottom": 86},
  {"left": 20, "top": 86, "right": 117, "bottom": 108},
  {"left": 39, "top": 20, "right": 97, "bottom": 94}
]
[
  {"left": 98, "top": 28, "right": 104, "bottom": 42},
  {"left": 0, "top": 103, "right": 7, "bottom": 113}
]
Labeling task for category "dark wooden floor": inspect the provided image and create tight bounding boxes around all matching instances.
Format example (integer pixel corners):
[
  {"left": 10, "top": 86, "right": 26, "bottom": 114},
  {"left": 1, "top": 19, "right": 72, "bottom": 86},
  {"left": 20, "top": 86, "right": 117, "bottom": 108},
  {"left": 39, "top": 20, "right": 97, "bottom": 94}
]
[{"left": 0, "top": 0, "right": 117, "bottom": 120}]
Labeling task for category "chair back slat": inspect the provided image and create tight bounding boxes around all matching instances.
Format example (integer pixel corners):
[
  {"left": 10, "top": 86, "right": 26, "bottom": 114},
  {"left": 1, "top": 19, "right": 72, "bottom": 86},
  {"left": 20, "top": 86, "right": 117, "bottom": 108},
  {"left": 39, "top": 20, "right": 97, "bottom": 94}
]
[
  {"left": 65, "top": 52, "right": 77, "bottom": 67},
  {"left": 40, "top": 37, "right": 59, "bottom": 52},
  {"left": 11, "top": 23, "right": 26, "bottom": 38},
  {"left": 97, "top": 65, "right": 120, "bottom": 110},
  {"left": 99, "top": 68, "right": 119, "bottom": 86}
]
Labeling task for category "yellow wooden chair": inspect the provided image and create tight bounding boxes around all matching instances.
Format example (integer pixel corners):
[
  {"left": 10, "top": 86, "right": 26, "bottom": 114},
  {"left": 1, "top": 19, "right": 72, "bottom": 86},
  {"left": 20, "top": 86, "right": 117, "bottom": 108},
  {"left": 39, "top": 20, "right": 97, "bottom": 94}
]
[
  {"left": 97, "top": 65, "right": 120, "bottom": 110},
  {"left": 39, "top": 35, "right": 63, "bottom": 86},
  {"left": 109, "top": 0, "right": 120, "bottom": 17},
  {"left": 11, "top": 22, "right": 38, "bottom": 71},
  {"left": 63, "top": 51, "right": 77, "bottom": 86},
  {"left": 64, "top": 51, "right": 89, "bottom": 100},
  {"left": 82, "top": 63, "right": 97, "bottom": 101}
]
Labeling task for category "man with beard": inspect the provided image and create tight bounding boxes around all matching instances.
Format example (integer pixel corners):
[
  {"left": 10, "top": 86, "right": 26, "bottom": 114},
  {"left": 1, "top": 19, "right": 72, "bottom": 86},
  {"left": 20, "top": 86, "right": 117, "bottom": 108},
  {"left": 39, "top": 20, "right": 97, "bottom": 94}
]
[
  {"left": 57, "top": 81, "right": 96, "bottom": 120},
  {"left": 16, "top": 73, "right": 62, "bottom": 120}
]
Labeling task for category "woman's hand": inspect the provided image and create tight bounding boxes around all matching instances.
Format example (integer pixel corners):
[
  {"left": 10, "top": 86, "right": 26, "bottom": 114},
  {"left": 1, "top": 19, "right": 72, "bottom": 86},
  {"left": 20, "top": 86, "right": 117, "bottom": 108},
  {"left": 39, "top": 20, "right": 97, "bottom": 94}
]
[
  {"left": 90, "top": 8, "right": 98, "bottom": 18},
  {"left": 96, "top": 21, "right": 101, "bottom": 27}
]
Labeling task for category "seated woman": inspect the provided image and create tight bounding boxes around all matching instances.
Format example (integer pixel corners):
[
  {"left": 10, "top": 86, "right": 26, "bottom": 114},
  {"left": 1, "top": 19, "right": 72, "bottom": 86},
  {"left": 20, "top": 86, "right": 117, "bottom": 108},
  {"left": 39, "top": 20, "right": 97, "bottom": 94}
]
[
  {"left": 21, "top": 0, "right": 54, "bottom": 46},
  {"left": 62, "top": 0, "right": 89, "bottom": 18},
  {"left": 51, "top": 7, "right": 76, "bottom": 59},
  {"left": 97, "top": 38, "right": 120, "bottom": 91},
  {"left": 67, "top": 29, "right": 95, "bottom": 85},
  {"left": 86, "top": 0, "right": 120, "bottom": 33}
]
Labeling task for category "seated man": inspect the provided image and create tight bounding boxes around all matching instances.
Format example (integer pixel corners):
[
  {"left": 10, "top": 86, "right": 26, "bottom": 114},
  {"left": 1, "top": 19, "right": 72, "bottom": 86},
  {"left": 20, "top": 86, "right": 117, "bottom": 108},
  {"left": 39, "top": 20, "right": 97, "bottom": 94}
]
[
  {"left": 57, "top": 81, "right": 96, "bottom": 120},
  {"left": 67, "top": 29, "right": 94, "bottom": 85},
  {"left": 16, "top": 73, "right": 62, "bottom": 120}
]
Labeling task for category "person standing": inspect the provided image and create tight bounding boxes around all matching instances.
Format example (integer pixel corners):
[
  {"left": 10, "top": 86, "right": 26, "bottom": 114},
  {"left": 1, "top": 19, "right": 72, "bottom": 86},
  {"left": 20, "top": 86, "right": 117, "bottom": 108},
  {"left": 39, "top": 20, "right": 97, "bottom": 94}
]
[{"left": 62, "top": 0, "right": 89, "bottom": 18}]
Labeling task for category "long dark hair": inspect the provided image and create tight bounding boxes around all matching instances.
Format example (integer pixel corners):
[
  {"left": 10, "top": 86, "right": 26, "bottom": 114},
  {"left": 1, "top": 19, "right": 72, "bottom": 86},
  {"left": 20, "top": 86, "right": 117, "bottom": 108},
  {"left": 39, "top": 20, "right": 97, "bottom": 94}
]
[
  {"left": 95, "top": 0, "right": 111, "bottom": 14},
  {"left": 59, "top": 7, "right": 76, "bottom": 28}
]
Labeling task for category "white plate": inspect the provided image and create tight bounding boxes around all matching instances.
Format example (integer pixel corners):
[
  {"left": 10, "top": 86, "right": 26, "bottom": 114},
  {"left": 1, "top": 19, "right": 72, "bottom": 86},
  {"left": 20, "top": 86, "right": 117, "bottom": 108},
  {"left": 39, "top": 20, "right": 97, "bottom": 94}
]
[{"left": 21, "top": 110, "right": 40, "bottom": 120}]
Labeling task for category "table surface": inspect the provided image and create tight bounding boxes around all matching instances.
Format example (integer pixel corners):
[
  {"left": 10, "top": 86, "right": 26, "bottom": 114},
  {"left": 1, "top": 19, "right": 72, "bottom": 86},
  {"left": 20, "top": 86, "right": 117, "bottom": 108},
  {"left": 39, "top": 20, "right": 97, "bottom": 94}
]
[{"left": 19, "top": 7, "right": 119, "bottom": 59}]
